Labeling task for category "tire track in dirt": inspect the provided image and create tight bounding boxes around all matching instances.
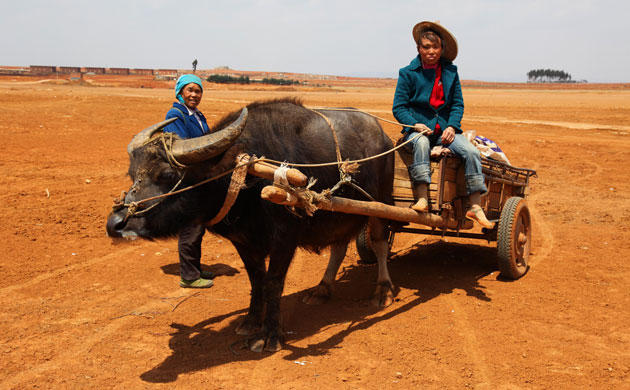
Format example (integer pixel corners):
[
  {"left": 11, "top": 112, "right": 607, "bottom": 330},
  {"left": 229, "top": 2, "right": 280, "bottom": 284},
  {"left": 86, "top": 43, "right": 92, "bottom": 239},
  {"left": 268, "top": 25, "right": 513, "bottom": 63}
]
[
  {"left": 527, "top": 159, "right": 601, "bottom": 267},
  {"left": 527, "top": 194, "right": 554, "bottom": 268},
  {"left": 571, "top": 160, "right": 603, "bottom": 184},
  {"left": 524, "top": 162, "right": 553, "bottom": 268},
  {"left": 444, "top": 295, "right": 494, "bottom": 388}
]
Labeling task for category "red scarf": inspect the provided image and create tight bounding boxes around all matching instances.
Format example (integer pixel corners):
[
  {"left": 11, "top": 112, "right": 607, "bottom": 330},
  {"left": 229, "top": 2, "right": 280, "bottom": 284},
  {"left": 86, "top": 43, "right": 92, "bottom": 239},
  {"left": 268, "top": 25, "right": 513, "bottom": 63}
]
[{"left": 425, "top": 63, "right": 445, "bottom": 133}]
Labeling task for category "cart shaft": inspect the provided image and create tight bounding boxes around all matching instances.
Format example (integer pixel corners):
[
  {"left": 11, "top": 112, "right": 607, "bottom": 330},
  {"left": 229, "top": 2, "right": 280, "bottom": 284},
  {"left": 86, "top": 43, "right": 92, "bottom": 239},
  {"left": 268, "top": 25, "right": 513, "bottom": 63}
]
[{"left": 261, "top": 185, "right": 473, "bottom": 230}]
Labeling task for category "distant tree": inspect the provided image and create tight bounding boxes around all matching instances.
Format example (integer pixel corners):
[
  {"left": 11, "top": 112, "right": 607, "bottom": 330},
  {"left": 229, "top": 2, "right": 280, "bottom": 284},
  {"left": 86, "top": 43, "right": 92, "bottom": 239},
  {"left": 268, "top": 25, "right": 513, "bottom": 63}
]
[
  {"left": 206, "top": 74, "right": 250, "bottom": 84},
  {"left": 192, "top": 59, "right": 198, "bottom": 74},
  {"left": 527, "top": 68, "right": 576, "bottom": 83},
  {"left": 260, "top": 77, "right": 301, "bottom": 85},
  {"left": 206, "top": 74, "right": 302, "bottom": 85}
]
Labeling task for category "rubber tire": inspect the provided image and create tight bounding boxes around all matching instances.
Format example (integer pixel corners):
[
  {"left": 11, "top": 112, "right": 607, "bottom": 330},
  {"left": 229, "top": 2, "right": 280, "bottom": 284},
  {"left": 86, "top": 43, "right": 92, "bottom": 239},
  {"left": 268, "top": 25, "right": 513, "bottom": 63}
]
[
  {"left": 356, "top": 224, "right": 394, "bottom": 265},
  {"left": 497, "top": 196, "right": 531, "bottom": 279}
]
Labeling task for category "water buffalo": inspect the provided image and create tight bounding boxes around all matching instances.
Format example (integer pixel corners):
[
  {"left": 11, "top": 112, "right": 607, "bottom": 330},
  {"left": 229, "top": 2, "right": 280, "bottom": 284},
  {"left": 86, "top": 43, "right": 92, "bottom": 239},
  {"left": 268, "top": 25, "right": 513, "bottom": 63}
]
[{"left": 106, "top": 98, "right": 395, "bottom": 352}]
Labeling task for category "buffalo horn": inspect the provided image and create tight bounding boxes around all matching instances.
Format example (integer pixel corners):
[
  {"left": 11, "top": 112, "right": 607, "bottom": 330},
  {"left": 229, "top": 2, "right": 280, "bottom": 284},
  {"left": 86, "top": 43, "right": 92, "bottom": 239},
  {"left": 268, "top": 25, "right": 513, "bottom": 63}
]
[
  {"left": 171, "top": 107, "right": 248, "bottom": 164},
  {"left": 127, "top": 117, "right": 178, "bottom": 155}
]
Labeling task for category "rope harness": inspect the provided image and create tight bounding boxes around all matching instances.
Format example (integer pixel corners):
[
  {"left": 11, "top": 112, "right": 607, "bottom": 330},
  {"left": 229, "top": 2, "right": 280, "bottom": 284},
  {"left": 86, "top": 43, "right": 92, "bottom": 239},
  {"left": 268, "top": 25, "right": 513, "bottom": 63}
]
[{"left": 112, "top": 108, "right": 424, "bottom": 224}]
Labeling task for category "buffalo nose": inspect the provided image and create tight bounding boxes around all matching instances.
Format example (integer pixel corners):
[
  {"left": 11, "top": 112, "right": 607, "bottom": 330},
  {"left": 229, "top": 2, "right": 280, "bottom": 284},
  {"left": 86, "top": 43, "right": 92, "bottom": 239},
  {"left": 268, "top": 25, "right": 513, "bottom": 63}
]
[{"left": 106, "top": 212, "right": 126, "bottom": 237}]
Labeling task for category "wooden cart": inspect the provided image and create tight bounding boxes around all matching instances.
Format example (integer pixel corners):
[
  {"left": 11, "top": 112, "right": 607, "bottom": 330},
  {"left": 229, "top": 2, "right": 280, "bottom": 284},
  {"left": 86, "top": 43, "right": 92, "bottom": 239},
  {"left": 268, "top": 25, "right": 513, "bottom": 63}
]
[
  {"left": 256, "top": 140, "right": 537, "bottom": 280},
  {"left": 356, "top": 141, "right": 537, "bottom": 279}
]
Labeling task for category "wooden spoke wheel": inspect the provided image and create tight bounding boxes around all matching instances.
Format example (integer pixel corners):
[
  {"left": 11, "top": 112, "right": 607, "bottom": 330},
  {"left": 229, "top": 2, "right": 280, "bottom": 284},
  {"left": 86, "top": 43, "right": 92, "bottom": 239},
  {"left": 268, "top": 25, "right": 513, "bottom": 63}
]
[{"left": 497, "top": 197, "right": 532, "bottom": 279}]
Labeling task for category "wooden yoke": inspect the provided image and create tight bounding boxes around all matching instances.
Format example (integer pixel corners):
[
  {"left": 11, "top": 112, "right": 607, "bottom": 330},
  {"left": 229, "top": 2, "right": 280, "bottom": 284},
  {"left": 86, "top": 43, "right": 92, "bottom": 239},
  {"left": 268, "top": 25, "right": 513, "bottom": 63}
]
[{"left": 247, "top": 161, "right": 308, "bottom": 187}]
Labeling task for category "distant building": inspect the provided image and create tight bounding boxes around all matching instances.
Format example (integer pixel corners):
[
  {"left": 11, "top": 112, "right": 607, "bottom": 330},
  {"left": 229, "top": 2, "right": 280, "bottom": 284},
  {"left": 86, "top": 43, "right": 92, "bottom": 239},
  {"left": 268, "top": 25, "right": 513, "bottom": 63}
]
[
  {"left": 84, "top": 67, "right": 105, "bottom": 74},
  {"left": 30, "top": 65, "right": 56, "bottom": 74},
  {"left": 154, "top": 69, "right": 178, "bottom": 80},
  {"left": 107, "top": 68, "right": 130, "bottom": 75},
  {"left": 155, "top": 69, "right": 178, "bottom": 76},
  {"left": 0, "top": 66, "right": 28, "bottom": 76},
  {"left": 58, "top": 66, "right": 81, "bottom": 73},
  {"left": 131, "top": 68, "right": 154, "bottom": 75}
]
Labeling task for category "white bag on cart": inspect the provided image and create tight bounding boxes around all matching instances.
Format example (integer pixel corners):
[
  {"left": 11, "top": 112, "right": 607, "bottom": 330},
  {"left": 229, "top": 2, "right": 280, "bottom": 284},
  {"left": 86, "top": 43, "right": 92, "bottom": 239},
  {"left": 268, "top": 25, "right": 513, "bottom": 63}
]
[{"left": 463, "top": 130, "right": 511, "bottom": 165}]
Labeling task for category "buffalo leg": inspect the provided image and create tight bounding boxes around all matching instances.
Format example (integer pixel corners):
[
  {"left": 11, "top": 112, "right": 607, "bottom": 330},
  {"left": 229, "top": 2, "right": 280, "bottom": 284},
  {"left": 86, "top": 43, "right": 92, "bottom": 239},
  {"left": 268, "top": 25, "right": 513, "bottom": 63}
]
[
  {"left": 249, "top": 243, "right": 297, "bottom": 353},
  {"left": 233, "top": 242, "right": 267, "bottom": 336},
  {"left": 369, "top": 217, "right": 395, "bottom": 307},
  {"left": 302, "top": 239, "right": 350, "bottom": 305}
]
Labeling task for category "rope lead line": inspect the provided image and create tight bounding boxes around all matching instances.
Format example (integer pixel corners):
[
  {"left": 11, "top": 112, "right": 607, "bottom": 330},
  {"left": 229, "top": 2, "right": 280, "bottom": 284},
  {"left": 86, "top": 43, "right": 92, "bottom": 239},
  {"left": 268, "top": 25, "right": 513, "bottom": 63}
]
[
  {"left": 260, "top": 131, "right": 422, "bottom": 168},
  {"left": 118, "top": 133, "right": 423, "bottom": 215},
  {"left": 307, "top": 106, "right": 418, "bottom": 129}
]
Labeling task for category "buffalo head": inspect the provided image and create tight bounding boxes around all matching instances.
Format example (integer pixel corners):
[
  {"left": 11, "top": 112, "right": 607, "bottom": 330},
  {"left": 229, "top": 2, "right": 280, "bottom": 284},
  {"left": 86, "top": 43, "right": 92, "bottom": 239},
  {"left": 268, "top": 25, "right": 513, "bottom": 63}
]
[{"left": 106, "top": 108, "right": 248, "bottom": 239}]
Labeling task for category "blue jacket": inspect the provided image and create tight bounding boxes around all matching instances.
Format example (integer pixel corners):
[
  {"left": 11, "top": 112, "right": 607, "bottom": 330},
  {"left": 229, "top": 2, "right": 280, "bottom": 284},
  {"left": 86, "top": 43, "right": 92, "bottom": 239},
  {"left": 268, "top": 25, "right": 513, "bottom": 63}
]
[
  {"left": 163, "top": 102, "right": 210, "bottom": 139},
  {"left": 392, "top": 56, "right": 464, "bottom": 134}
]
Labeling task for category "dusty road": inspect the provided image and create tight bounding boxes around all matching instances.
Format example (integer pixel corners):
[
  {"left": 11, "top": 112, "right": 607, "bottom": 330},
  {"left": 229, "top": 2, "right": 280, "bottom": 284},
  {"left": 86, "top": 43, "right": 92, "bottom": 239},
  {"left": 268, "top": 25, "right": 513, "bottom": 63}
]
[{"left": 1, "top": 76, "right": 629, "bottom": 389}]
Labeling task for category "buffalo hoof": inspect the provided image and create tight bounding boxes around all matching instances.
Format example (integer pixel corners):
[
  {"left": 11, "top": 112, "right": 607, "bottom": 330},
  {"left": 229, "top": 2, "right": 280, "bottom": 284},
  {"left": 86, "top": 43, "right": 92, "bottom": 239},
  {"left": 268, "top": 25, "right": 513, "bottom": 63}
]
[
  {"left": 249, "top": 338, "right": 266, "bottom": 353},
  {"left": 302, "top": 282, "right": 332, "bottom": 305},
  {"left": 235, "top": 316, "right": 261, "bottom": 336},
  {"left": 263, "top": 335, "right": 282, "bottom": 352},
  {"left": 370, "top": 283, "right": 395, "bottom": 308},
  {"left": 248, "top": 333, "right": 283, "bottom": 353}
]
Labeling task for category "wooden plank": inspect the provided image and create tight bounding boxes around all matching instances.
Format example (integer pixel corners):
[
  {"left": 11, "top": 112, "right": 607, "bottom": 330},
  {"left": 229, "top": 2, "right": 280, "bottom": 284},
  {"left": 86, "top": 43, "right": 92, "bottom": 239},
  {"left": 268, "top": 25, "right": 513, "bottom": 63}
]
[
  {"left": 488, "top": 181, "right": 502, "bottom": 193},
  {"left": 393, "top": 190, "right": 413, "bottom": 199},
  {"left": 394, "top": 146, "right": 472, "bottom": 207},
  {"left": 444, "top": 157, "right": 461, "bottom": 169},
  {"left": 488, "top": 191, "right": 502, "bottom": 210},
  {"left": 442, "top": 167, "right": 458, "bottom": 182},
  {"left": 442, "top": 181, "right": 458, "bottom": 202},
  {"left": 394, "top": 167, "right": 410, "bottom": 177},
  {"left": 394, "top": 178, "right": 413, "bottom": 188}
]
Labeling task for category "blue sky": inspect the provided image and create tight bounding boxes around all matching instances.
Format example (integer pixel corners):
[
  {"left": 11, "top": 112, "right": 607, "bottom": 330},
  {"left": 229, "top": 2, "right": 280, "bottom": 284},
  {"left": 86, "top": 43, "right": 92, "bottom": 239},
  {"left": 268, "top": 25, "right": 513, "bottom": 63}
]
[{"left": 2, "top": 0, "right": 629, "bottom": 82}]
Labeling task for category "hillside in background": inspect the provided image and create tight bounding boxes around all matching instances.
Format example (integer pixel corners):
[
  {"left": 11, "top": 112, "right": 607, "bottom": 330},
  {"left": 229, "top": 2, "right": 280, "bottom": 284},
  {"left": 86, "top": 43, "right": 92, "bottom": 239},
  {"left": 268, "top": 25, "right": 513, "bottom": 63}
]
[{"left": 1, "top": 65, "right": 629, "bottom": 90}]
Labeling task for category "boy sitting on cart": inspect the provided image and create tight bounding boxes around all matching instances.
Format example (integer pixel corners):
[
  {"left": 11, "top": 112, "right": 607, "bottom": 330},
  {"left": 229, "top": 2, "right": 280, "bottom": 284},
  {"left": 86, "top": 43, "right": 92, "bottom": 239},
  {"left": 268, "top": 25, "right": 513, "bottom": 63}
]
[{"left": 393, "top": 20, "right": 493, "bottom": 229}]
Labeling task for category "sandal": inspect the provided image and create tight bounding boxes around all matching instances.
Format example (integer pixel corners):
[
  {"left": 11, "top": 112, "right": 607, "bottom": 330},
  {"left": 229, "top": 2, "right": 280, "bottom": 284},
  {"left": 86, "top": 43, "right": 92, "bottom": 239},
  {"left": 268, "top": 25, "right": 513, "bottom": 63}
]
[
  {"left": 411, "top": 198, "right": 429, "bottom": 213},
  {"left": 466, "top": 205, "right": 494, "bottom": 229}
]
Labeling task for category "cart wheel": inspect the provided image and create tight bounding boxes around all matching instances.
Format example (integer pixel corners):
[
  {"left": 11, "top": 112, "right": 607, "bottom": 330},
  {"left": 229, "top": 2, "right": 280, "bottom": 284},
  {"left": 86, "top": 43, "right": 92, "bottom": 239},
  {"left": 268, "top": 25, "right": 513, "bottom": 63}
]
[
  {"left": 497, "top": 196, "right": 531, "bottom": 279},
  {"left": 356, "top": 224, "right": 395, "bottom": 264}
]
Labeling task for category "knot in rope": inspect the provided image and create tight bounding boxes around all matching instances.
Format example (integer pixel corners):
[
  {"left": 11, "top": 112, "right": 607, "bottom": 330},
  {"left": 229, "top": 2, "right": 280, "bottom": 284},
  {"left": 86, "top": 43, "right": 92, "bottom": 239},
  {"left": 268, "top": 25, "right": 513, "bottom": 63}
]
[{"left": 127, "top": 202, "right": 139, "bottom": 215}]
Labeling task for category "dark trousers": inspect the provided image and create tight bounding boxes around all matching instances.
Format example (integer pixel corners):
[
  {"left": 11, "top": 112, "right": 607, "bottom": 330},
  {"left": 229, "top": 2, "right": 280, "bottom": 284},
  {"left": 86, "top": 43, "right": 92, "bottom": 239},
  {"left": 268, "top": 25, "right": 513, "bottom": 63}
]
[{"left": 178, "top": 224, "right": 206, "bottom": 280}]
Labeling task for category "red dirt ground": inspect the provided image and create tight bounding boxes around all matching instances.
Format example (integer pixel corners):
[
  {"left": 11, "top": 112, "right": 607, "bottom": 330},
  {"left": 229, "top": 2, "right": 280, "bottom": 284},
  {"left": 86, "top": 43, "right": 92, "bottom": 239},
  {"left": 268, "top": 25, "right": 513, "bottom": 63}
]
[{"left": 1, "top": 75, "right": 629, "bottom": 389}]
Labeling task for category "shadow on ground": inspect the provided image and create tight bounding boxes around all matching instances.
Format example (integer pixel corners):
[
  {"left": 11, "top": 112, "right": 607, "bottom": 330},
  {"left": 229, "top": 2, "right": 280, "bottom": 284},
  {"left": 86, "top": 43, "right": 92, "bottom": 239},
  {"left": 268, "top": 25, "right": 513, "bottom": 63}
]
[
  {"left": 160, "top": 262, "right": 241, "bottom": 278},
  {"left": 141, "top": 239, "right": 498, "bottom": 383}
]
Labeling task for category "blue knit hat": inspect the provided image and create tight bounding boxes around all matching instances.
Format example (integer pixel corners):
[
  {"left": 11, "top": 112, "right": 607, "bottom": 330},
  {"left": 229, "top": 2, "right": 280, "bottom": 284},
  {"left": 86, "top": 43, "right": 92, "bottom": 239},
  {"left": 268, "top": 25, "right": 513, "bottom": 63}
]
[{"left": 175, "top": 74, "right": 203, "bottom": 105}]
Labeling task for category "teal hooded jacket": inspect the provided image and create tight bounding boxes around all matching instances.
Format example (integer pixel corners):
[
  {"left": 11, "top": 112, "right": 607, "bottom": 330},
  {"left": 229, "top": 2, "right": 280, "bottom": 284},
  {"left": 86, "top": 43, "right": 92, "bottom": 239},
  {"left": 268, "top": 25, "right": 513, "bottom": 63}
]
[{"left": 392, "top": 55, "right": 464, "bottom": 134}]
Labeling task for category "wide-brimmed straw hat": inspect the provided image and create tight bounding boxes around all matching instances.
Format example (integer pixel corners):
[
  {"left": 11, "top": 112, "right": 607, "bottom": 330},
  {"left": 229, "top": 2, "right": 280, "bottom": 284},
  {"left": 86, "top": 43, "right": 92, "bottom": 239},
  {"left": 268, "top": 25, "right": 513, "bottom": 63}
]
[{"left": 412, "top": 21, "right": 458, "bottom": 62}]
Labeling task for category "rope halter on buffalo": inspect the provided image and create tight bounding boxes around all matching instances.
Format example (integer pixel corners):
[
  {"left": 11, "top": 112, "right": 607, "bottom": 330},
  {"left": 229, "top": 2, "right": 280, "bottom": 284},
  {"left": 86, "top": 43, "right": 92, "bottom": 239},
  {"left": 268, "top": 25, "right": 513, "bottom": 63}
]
[{"left": 111, "top": 108, "right": 427, "bottom": 226}]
